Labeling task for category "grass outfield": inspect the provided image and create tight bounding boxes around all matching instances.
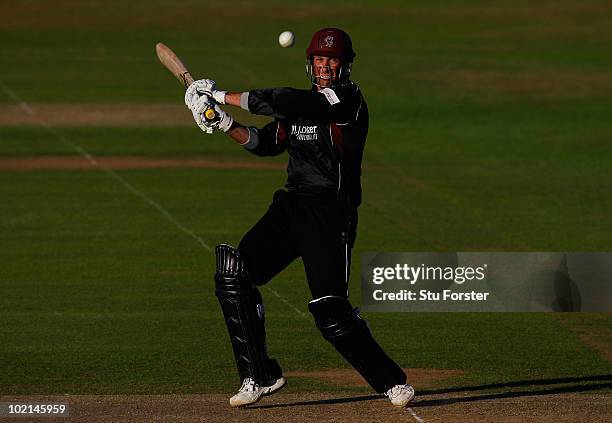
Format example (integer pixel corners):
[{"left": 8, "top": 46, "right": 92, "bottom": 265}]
[
  {"left": 1, "top": 0, "right": 611, "bottom": 398},
  {"left": 1, "top": 168, "right": 609, "bottom": 394}
]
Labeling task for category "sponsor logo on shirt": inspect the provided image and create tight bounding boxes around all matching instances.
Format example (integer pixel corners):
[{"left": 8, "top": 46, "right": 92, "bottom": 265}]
[{"left": 291, "top": 124, "right": 318, "bottom": 141}]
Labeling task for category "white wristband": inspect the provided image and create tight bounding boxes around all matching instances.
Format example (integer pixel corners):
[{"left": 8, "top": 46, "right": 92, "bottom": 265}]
[
  {"left": 212, "top": 90, "right": 227, "bottom": 105},
  {"left": 240, "top": 92, "right": 250, "bottom": 111}
]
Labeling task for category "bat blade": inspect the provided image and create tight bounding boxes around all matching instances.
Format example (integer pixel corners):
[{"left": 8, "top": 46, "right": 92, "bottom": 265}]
[
  {"left": 155, "top": 42, "right": 218, "bottom": 122},
  {"left": 155, "top": 42, "right": 195, "bottom": 88}
]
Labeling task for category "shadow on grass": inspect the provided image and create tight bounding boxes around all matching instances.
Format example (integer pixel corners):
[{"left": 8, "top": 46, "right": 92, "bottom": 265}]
[
  {"left": 417, "top": 374, "right": 612, "bottom": 396},
  {"left": 248, "top": 374, "right": 612, "bottom": 410},
  {"left": 414, "top": 381, "right": 612, "bottom": 408}
]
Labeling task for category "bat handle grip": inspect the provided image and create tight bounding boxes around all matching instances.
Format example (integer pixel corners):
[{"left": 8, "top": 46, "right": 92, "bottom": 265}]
[{"left": 203, "top": 106, "right": 218, "bottom": 121}]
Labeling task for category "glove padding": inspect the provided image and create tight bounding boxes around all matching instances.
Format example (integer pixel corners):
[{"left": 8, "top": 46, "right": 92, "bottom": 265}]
[
  {"left": 189, "top": 94, "right": 215, "bottom": 134},
  {"left": 184, "top": 79, "right": 226, "bottom": 105},
  {"left": 211, "top": 104, "right": 234, "bottom": 132},
  {"left": 189, "top": 94, "right": 233, "bottom": 134}
]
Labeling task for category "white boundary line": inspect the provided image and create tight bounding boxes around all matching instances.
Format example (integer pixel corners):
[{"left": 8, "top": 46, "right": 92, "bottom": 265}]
[
  {"left": 264, "top": 285, "right": 310, "bottom": 321},
  {"left": 0, "top": 81, "right": 212, "bottom": 252},
  {"left": 0, "top": 81, "right": 311, "bottom": 321},
  {"left": 406, "top": 407, "right": 425, "bottom": 422}
]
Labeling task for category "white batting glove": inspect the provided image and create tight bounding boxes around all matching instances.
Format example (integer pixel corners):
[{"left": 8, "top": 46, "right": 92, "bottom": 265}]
[
  {"left": 185, "top": 79, "right": 215, "bottom": 106},
  {"left": 184, "top": 84, "right": 204, "bottom": 110},
  {"left": 212, "top": 104, "right": 234, "bottom": 132},
  {"left": 190, "top": 96, "right": 234, "bottom": 133},
  {"left": 190, "top": 94, "right": 216, "bottom": 134},
  {"left": 185, "top": 79, "right": 227, "bottom": 105}
]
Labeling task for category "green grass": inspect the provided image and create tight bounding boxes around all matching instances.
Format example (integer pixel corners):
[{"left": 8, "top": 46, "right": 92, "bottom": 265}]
[
  {"left": 1, "top": 169, "right": 610, "bottom": 394},
  {"left": 1, "top": 0, "right": 611, "bottom": 395}
]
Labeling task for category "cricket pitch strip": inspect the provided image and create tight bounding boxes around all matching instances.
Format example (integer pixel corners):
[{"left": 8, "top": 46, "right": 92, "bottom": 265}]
[{"left": 2, "top": 390, "right": 610, "bottom": 422}]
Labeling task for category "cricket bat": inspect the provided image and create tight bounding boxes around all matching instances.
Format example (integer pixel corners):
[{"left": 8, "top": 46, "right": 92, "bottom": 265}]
[{"left": 155, "top": 42, "right": 216, "bottom": 120}]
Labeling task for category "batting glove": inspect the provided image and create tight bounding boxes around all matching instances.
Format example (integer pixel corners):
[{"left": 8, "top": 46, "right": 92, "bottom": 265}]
[
  {"left": 184, "top": 84, "right": 202, "bottom": 110},
  {"left": 185, "top": 79, "right": 226, "bottom": 105},
  {"left": 190, "top": 94, "right": 216, "bottom": 134},
  {"left": 190, "top": 96, "right": 234, "bottom": 134},
  {"left": 212, "top": 104, "right": 234, "bottom": 132}
]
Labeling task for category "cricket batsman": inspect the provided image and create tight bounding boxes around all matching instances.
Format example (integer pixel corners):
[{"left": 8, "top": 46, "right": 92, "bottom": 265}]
[{"left": 184, "top": 28, "right": 414, "bottom": 408}]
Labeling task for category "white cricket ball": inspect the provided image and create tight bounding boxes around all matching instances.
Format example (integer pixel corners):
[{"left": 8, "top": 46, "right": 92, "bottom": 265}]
[{"left": 278, "top": 31, "right": 295, "bottom": 48}]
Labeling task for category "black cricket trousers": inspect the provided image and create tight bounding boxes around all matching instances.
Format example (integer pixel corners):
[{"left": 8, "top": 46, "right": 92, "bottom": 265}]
[{"left": 238, "top": 190, "right": 357, "bottom": 299}]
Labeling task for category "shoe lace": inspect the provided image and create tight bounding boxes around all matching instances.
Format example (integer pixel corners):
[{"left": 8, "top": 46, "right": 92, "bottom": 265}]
[{"left": 239, "top": 377, "right": 257, "bottom": 393}]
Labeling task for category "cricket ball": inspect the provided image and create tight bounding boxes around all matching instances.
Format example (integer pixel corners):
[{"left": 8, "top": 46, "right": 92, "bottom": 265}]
[{"left": 278, "top": 31, "right": 295, "bottom": 48}]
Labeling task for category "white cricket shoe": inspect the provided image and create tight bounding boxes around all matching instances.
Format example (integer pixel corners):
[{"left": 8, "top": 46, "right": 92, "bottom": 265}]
[
  {"left": 229, "top": 376, "right": 286, "bottom": 407},
  {"left": 385, "top": 384, "right": 415, "bottom": 407}
]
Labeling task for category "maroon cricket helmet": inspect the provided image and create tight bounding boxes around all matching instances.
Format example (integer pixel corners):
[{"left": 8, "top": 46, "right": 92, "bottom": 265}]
[{"left": 306, "top": 28, "right": 355, "bottom": 63}]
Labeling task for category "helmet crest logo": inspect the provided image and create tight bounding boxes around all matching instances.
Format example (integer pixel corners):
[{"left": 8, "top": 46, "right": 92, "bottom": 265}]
[{"left": 322, "top": 35, "right": 335, "bottom": 48}]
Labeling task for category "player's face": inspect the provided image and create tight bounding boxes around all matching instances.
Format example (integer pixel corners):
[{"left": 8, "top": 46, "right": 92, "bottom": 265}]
[{"left": 313, "top": 55, "right": 341, "bottom": 88}]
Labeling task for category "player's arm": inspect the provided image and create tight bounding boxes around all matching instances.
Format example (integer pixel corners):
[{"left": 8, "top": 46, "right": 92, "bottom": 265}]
[
  {"left": 214, "top": 118, "right": 288, "bottom": 157},
  {"left": 187, "top": 78, "right": 357, "bottom": 122},
  {"left": 225, "top": 122, "right": 250, "bottom": 146},
  {"left": 225, "top": 120, "right": 289, "bottom": 158},
  {"left": 185, "top": 86, "right": 287, "bottom": 156},
  {"left": 243, "top": 120, "right": 289, "bottom": 156},
  {"left": 223, "top": 87, "right": 355, "bottom": 123}
]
